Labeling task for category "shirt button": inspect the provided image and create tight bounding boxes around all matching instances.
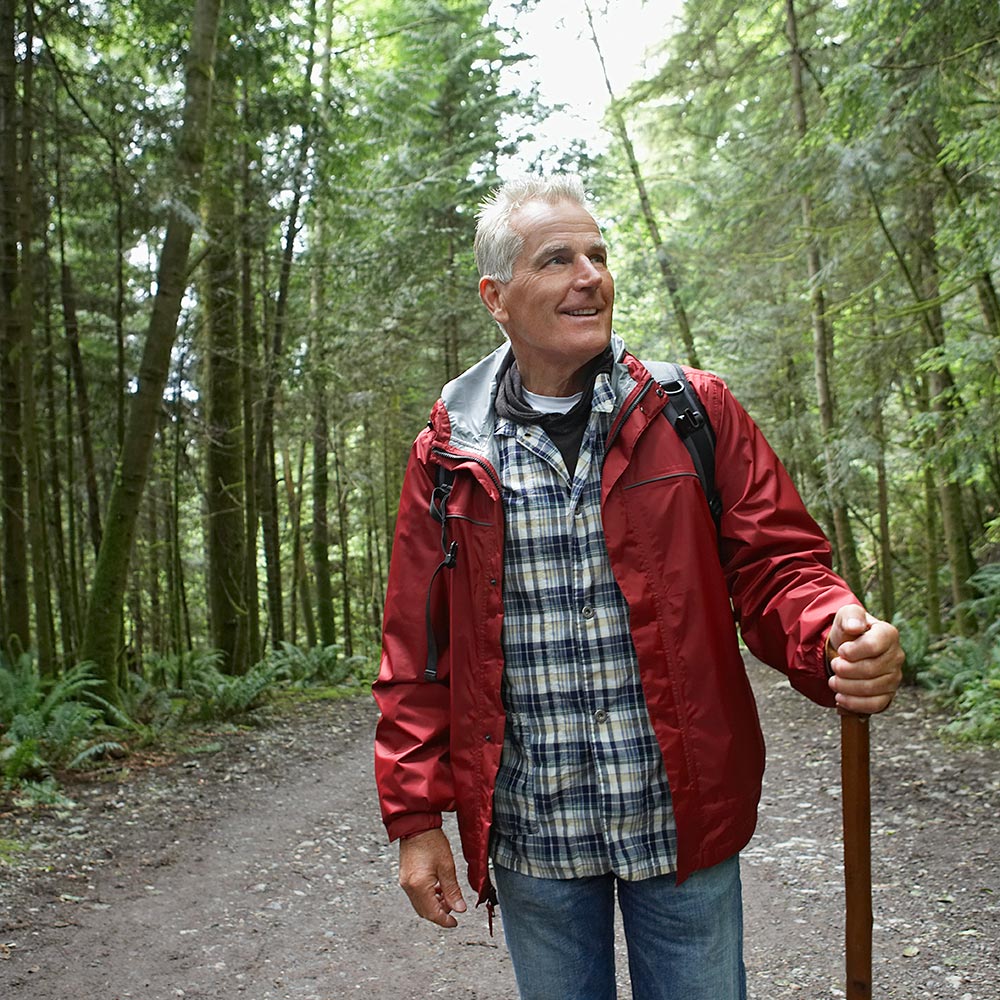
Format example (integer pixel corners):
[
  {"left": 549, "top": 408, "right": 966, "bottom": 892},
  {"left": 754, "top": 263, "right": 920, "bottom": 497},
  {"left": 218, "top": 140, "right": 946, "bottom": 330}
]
[
  {"left": 594, "top": 709, "right": 609, "bottom": 724},
  {"left": 581, "top": 605, "right": 595, "bottom": 619}
]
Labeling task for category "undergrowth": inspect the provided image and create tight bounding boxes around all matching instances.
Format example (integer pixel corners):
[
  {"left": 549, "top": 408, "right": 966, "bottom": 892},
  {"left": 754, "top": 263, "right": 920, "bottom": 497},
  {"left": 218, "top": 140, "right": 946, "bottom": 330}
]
[
  {"left": 0, "top": 658, "right": 124, "bottom": 794},
  {"left": 914, "top": 564, "right": 1000, "bottom": 746},
  {"left": 0, "top": 644, "right": 376, "bottom": 806}
]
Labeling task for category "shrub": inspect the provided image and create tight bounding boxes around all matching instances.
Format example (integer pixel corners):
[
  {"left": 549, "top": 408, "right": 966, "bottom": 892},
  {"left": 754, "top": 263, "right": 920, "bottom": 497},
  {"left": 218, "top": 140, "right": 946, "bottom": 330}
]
[
  {"left": 267, "top": 642, "right": 364, "bottom": 688},
  {"left": 920, "top": 565, "right": 1000, "bottom": 745},
  {"left": 180, "top": 655, "right": 279, "bottom": 722},
  {"left": 0, "top": 658, "right": 124, "bottom": 788}
]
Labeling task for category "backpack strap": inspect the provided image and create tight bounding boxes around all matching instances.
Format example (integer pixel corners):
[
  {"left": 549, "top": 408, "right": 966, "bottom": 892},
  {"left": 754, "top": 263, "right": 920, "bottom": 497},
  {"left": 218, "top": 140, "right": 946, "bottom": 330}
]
[{"left": 642, "top": 361, "right": 722, "bottom": 534}]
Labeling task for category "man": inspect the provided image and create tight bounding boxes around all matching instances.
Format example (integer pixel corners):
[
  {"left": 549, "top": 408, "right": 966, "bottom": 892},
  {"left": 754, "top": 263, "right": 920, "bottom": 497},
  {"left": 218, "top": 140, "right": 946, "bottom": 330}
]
[{"left": 373, "top": 175, "right": 903, "bottom": 1000}]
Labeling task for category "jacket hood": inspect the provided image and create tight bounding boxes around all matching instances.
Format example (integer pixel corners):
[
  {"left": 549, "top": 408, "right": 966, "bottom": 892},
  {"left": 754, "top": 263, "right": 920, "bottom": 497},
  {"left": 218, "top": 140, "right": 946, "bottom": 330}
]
[{"left": 435, "top": 333, "right": 639, "bottom": 460}]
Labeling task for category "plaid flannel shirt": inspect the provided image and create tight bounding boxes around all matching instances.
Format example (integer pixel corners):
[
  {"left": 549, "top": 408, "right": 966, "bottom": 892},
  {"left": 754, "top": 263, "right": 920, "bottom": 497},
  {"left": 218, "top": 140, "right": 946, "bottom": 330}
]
[{"left": 490, "top": 371, "right": 678, "bottom": 881}]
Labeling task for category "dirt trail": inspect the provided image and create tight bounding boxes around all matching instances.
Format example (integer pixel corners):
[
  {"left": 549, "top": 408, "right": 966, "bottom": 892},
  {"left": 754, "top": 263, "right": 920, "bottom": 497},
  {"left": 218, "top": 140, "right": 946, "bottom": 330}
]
[{"left": 1, "top": 659, "right": 997, "bottom": 1000}]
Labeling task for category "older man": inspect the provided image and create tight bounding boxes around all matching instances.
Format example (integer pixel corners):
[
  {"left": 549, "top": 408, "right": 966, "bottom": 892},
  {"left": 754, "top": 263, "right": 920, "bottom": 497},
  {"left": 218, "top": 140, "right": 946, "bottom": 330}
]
[{"left": 374, "top": 175, "right": 903, "bottom": 1000}]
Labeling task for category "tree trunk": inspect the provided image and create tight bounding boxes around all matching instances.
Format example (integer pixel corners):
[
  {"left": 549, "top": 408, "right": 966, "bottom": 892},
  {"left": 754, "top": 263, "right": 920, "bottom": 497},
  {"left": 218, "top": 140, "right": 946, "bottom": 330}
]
[
  {"left": 311, "top": 389, "right": 337, "bottom": 646},
  {"left": 63, "top": 359, "right": 84, "bottom": 652},
  {"left": 785, "top": 0, "right": 862, "bottom": 596},
  {"left": 41, "top": 226, "right": 77, "bottom": 660},
  {"left": 17, "top": 3, "right": 55, "bottom": 672},
  {"left": 59, "top": 261, "right": 104, "bottom": 557},
  {"left": 910, "top": 186, "right": 976, "bottom": 633},
  {"left": 54, "top": 114, "right": 103, "bottom": 559},
  {"left": 80, "top": 0, "right": 224, "bottom": 697},
  {"left": 283, "top": 445, "right": 316, "bottom": 648},
  {"left": 872, "top": 403, "right": 895, "bottom": 621},
  {"left": 112, "top": 143, "right": 127, "bottom": 450},
  {"left": 204, "top": 42, "right": 248, "bottom": 674},
  {"left": 309, "top": 0, "right": 337, "bottom": 649},
  {"left": 921, "top": 461, "right": 943, "bottom": 640},
  {"left": 257, "top": 422, "right": 283, "bottom": 647},
  {"left": 168, "top": 363, "right": 193, "bottom": 658},
  {"left": 254, "top": 181, "right": 305, "bottom": 651},
  {"left": 0, "top": 0, "right": 30, "bottom": 654},
  {"left": 238, "top": 105, "right": 261, "bottom": 665},
  {"left": 147, "top": 484, "right": 163, "bottom": 652},
  {"left": 333, "top": 426, "right": 353, "bottom": 657}
]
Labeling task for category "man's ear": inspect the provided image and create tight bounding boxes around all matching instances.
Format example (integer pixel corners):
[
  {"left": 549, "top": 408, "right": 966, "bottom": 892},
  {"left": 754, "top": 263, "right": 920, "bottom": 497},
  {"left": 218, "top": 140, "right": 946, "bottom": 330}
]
[{"left": 479, "top": 275, "right": 508, "bottom": 324}]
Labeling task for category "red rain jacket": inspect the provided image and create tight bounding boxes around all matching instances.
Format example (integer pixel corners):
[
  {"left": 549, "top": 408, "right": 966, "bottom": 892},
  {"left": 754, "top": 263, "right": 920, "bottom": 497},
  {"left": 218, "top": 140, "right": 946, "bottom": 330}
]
[{"left": 374, "top": 339, "right": 854, "bottom": 903}]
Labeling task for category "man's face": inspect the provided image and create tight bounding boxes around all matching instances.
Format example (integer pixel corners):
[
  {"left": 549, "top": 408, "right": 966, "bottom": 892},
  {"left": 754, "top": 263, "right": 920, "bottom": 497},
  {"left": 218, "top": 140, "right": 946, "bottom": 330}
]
[{"left": 479, "top": 198, "right": 615, "bottom": 395}]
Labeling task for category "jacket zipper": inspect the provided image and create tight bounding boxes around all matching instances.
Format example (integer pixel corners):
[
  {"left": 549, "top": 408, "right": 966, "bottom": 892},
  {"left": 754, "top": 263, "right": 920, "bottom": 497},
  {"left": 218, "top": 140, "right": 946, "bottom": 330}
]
[{"left": 431, "top": 446, "right": 503, "bottom": 494}]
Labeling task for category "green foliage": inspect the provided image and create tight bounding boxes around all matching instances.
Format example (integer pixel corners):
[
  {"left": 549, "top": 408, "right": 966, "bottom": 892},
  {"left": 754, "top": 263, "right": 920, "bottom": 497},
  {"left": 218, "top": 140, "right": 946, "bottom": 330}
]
[
  {"left": 896, "top": 617, "right": 930, "bottom": 685},
  {"left": 923, "top": 635, "right": 1000, "bottom": 746},
  {"left": 266, "top": 642, "right": 371, "bottom": 688},
  {"left": 12, "top": 779, "right": 78, "bottom": 810},
  {"left": 116, "top": 672, "right": 178, "bottom": 737},
  {"left": 920, "top": 565, "right": 1000, "bottom": 745},
  {"left": 178, "top": 656, "right": 279, "bottom": 722},
  {"left": 0, "top": 837, "right": 28, "bottom": 863},
  {"left": 8, "top": 0, "right": 998, "bottom": 752},
  {"left": 143, "top": 649, "right": 222, "bottom": 694},
  {"left": 0, "top": 657, "right": 124, "bottom": 788}
]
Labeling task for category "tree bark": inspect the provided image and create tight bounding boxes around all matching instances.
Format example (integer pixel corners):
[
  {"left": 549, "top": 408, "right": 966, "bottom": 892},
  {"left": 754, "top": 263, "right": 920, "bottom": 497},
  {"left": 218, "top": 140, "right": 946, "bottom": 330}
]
[
  {"left": 0, "top": 0, "right": 30, "bottom": 654},
  {"left": 309, "top": 0, "right": 337, "bottom": 649},
  {"left": 203, "top": 39, "right": 248, "bottom": 673},
  {"left": 333, "top": 426, "right": 353, "bottom": 658},
  {"left": 253, "top": 181, "right": 305, "bottom": 651},
  {"left": 238, "top": 101, "right": 261, "bottom": 665},
  {"left": 283, "top": 444, "right": 316, "bottom": 648},
  {"left": 41, "top": 225, "right": 77, "bottom": 660},
  {"left": 311, "top": 391, "right": 337, "bottom": 646},
  {"left": 921, "top": 462, "right": 943, "bottom": 640},
  {"left": 59, "top": 260, "right": 103, "bottom": 557},
  {"left": 17, "top": 2, "right": 55, "bottom": 672},
  {"left": 79, "top": 0, "right": 224, "bottom": 697}
]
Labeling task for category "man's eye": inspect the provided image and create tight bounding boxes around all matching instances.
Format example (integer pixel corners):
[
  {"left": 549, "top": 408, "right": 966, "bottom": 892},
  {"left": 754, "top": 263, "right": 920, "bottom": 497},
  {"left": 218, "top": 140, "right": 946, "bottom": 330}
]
[{"left": 547, "top": 255, "right": 568, "bottom": 266}]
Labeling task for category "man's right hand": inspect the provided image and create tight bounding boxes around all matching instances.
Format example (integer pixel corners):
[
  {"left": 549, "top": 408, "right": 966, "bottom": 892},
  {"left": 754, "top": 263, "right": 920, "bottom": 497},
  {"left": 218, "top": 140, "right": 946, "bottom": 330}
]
[{"left": 398, "top": 828, "right": 468, "bottom": 928}]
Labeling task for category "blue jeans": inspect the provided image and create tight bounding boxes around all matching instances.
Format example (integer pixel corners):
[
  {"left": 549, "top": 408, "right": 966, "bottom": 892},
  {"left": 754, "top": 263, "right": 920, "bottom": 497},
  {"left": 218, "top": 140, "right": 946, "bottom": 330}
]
[{"left": 493, "top": 856, "right": 746, "bottom": 1000}]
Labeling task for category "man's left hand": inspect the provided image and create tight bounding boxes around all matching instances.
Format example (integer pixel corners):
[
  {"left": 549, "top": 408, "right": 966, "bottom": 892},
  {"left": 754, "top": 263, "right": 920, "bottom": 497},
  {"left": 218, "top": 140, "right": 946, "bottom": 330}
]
[{"left": 826, "top": 604, "right": 904, "bottom": 715}]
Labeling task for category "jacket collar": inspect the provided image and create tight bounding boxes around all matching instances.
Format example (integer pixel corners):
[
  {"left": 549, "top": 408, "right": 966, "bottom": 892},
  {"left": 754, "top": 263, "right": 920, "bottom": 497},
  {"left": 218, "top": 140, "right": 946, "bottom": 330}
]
[{"left": 436, "top": 333, "right": 641, "bottom": 459}]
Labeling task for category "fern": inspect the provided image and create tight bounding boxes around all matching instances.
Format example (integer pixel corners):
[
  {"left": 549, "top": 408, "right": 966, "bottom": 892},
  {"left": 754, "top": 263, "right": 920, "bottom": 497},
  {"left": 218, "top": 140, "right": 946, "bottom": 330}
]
[
  {"left": 69, "top": 740, "right": 126, "bottom": 769},
  {"left": 920, "top": 565, "right": 1000, "bottom": 745},
  {"left": 181, "top": 657, "right": 278, "bottom": 721},
  {"left": 1, "top": 737, "right": 46, "bottom": 784},
  {"left": 1, "top": 659, "right": 127, "bottom": 788},
  {"left": 266, "top": 642, "right": 370, "bottom": 688},
  {"left": 0, "top": 653, "right": 46, "bottom": 727},
  {"left": 12, "top": 778, "right": 76, "bottom": 809}
]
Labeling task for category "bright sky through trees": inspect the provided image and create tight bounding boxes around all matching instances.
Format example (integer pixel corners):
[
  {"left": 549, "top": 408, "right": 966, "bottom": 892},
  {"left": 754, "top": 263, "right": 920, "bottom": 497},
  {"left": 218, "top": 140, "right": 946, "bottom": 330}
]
[{"left": 492, "top": 0, "right": 685, "bottom": 172}]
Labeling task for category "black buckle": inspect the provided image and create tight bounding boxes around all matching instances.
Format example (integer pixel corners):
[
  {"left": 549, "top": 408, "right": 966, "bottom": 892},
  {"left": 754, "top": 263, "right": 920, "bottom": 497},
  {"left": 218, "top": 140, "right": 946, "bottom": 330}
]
[{"left": 674, "top": 407, "right": 705, "bottom": 436}]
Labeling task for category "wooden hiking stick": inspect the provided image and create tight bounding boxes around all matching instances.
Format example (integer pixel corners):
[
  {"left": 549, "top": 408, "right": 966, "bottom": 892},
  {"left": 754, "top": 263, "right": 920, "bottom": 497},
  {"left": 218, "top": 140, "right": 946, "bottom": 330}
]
[{"left": 841, "top": 711, "right": 873, "bottom": 1000}]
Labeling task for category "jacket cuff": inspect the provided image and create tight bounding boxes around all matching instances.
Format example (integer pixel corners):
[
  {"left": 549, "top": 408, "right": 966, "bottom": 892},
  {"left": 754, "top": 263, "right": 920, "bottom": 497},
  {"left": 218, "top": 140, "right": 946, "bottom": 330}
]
[{"left": 386, "top": 812, "right": 443, "bottom": 843}]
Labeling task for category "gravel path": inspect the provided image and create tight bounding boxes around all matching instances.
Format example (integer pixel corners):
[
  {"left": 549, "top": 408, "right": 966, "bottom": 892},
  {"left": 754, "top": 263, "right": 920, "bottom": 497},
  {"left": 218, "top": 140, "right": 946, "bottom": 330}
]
[{"left": 1, "top": 658, "right": 997, "bottom": 999}]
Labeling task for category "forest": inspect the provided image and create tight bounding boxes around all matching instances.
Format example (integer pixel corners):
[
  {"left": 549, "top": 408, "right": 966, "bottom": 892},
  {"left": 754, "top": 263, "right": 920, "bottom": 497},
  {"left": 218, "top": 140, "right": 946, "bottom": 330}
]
[{"left": 1, "top": 0, "right": 999, "bottom": 799}]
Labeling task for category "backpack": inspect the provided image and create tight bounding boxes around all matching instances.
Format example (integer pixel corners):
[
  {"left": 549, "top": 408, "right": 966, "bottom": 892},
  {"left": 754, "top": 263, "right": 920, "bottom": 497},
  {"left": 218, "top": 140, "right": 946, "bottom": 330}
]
[{"left": 424, "top": 363, "right": 720, "bottom": 681}]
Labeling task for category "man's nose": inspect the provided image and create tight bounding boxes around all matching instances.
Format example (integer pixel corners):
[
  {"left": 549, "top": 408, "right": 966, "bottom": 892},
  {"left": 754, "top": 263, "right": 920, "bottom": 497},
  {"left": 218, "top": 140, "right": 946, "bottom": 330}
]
[{"left": 572, "top": 255, "right": 602, "bottom": 286}]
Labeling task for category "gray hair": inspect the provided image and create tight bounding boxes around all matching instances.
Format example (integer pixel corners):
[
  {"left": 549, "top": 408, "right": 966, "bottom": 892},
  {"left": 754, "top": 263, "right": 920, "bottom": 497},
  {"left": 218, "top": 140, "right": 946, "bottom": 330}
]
[{"left": 474, "top": 176, "right": 593, "bottom": 282}]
